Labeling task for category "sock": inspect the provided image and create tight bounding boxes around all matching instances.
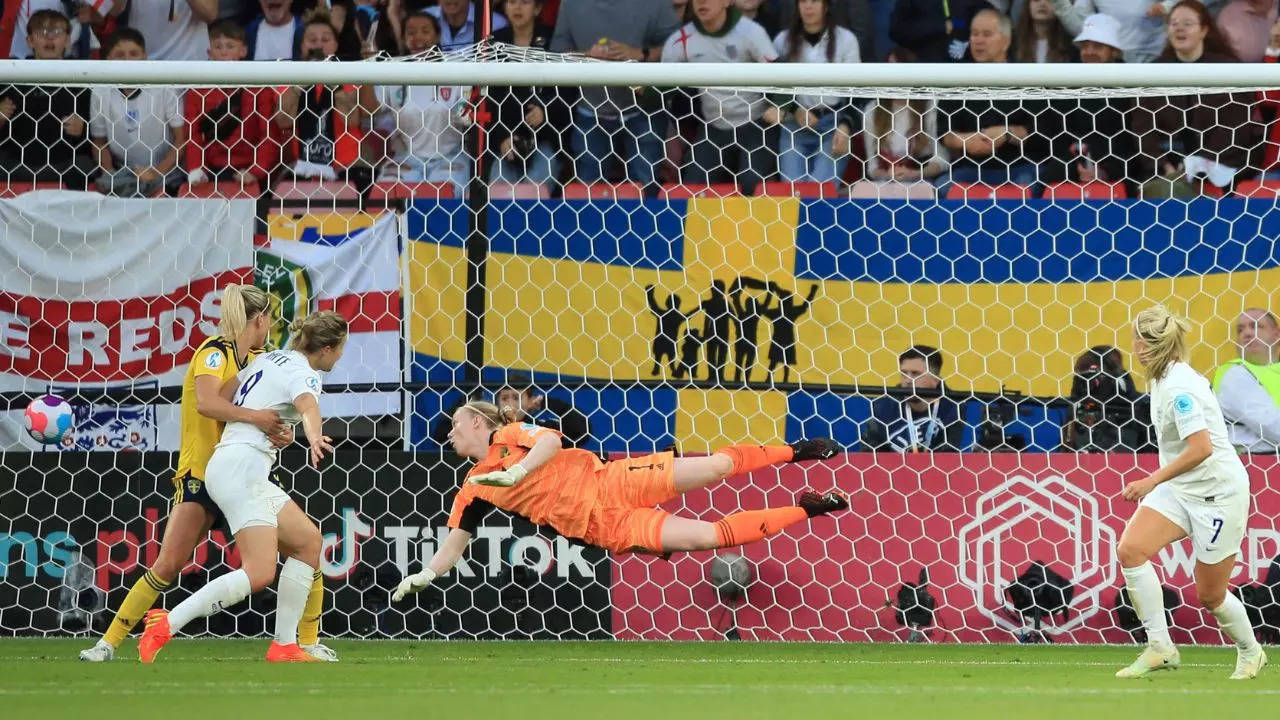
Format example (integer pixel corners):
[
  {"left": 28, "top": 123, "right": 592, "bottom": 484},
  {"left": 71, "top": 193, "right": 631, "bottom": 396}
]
[
  {"left": 275, "top": 558, "right": 316, "bottom": 646},
  {"left": 102, "top": 569, "right": 172, "bottom": 648},
  {"left": 713, "top": 506, "right": 808, "bottom": 548},
  {"left": 1121, "top": 562, "right": 1173, "bottom": 648},
  {"left": 715, "top": 444, "right": 794, "bottom": 476},
  {"left": 1211, "top": 592, "right": 1261, "bottom": 652},
  {"left": 297, "top": 570, "right": 324, "bottom": 647},
  {"left": 167, "top": 569, "right": 251, "bottom": 635}
]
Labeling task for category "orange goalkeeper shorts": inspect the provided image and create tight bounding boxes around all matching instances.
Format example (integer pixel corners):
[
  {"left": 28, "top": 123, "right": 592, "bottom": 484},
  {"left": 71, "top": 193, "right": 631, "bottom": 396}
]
[{"left": 582, "top": 451, "right": 678, "bottom": 554}]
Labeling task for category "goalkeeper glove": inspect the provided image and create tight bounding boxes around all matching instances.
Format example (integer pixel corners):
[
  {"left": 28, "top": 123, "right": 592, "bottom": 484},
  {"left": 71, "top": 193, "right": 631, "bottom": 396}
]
[
  {"left": 469, "top": 463, "right": 528, "bottom": 488},
  {"left": 392, "top": 568, "right": 437, "bottom": 602}
]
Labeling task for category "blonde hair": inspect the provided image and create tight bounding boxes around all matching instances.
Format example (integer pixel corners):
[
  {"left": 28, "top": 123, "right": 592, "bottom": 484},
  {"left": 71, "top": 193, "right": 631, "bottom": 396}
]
[
  {"left": 461, "top": 400, "right": 522, "bottom": 429},
  {"left": 218, "top": 284, "right": 271, "bottom": 339},
  {"left": 1133, "top": 304, "right": 1192, "bottom": 380},
  {"left": 288, "top": 310, "right": 349, "bottom": 354}
]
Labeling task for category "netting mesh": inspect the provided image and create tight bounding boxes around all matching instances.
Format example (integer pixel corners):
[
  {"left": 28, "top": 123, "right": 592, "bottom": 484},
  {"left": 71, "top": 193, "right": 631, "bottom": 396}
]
[{"left": 2, "top": 44, "right": 1280, "bottom": 645}]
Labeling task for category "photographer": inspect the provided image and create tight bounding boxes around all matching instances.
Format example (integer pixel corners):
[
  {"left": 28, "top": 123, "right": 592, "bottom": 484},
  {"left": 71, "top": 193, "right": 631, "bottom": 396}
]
[
  {"left": 861, "top": 345, "right": 965, "bottom": 453},
  {"left": 496, "top": 374, "right": 592, "bottom": 449},
  {"left": 1061, "top": 345, "right": 1153, "bottom": 452},
  {"left": 487, "top": 0, "right": 570, "bottom": 184}
]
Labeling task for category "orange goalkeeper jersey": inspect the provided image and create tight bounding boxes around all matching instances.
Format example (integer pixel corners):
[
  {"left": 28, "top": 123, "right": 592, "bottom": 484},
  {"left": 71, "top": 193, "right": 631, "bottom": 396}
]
[{"left": 447, "top": 422, "right": 604, "bottom": 539}]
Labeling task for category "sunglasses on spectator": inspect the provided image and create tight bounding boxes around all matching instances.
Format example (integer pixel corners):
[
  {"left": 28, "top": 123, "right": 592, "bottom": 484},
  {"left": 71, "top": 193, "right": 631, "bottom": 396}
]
[{"left": 32, "top": 26, "right": 69, "bottom": 36}]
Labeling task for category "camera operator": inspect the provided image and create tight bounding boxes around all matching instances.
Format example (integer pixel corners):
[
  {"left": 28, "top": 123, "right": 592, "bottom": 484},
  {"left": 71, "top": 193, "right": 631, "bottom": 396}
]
[
  {"left": 861, "top": 345, "right": 965, "bottom": 452},
  {"left": 1062, "top": 345, "right": 1153, "bottom": 452}
]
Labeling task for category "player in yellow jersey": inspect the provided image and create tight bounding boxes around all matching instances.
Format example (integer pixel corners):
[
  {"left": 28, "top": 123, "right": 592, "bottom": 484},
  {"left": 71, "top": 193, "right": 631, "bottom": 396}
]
[{"left": 79, "top": 285, "right": 336, "bottom": 662}]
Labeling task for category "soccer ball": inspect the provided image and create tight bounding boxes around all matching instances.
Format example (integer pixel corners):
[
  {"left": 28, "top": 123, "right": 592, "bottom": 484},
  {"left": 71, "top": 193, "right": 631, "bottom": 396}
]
[
  {"left": 24, "top": 394, "right": 74, "bottom": 445},
  {"left": 708, "top": 552, "right": 753, "bottom": 601}
]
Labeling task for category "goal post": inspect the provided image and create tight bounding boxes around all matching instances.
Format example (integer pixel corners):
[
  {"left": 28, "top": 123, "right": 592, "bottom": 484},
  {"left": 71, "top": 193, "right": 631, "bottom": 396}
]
[{"left": 1, "top": 50, "right": 1279, "bottom": 643}]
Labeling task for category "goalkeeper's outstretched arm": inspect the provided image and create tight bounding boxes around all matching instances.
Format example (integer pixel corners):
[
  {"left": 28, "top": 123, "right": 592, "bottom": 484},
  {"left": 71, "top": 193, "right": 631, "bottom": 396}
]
[{"left": 392, "top": 528, "right": 472, "bottom": 601}]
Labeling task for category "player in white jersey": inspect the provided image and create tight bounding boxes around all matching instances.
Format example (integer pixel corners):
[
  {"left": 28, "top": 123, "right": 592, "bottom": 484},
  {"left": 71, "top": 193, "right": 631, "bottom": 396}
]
[
  {"left": 136, "top": 311, "right": 350, "bottom": 664},
  {"left": 1115, "top": 305, "right": 1265, "bottom": 680}
]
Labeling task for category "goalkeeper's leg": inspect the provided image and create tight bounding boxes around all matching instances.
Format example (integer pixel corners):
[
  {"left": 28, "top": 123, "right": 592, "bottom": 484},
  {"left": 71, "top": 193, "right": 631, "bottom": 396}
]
[
  {"left": 657, "top": 491, "right": 849, "bottom": 553},
  {"left": 80, "top": 503, "right": 213, "bottom": 662},
  {"left": 671, "top": 438, "right": 840, "bottom": 494}
]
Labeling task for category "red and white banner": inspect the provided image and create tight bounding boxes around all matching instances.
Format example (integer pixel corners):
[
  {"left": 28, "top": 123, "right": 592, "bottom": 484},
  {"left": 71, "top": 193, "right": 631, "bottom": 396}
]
[
  {"left": 0, "top": 191, "right": 255, "bottom": 450},
  {"left": 612, "top": 453, "right": 1280, "bottom": 644},
  {"left": 257, "top": 212, "right": 403, "bottom": 418}
]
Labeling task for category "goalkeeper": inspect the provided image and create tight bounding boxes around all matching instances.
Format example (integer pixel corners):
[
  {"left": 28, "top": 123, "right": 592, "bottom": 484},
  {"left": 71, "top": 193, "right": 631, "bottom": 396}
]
[{"left": 393, "top": 401, "right": 845, "bottom": 601}]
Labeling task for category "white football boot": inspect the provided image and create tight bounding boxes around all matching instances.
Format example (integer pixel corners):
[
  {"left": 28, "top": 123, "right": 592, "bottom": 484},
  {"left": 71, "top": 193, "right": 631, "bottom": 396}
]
[
  {"left": 78, "top": 639, "right": 115, "bottom": 662},
  {"left": 1116, "top": 643, "right": 1180, "bottom": 678}
]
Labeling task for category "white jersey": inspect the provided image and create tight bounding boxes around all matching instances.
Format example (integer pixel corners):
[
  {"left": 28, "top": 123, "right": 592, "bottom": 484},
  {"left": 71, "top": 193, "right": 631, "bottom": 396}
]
[
  {"left": 219, "top": 350, "right": 323, "bottom": 454},
  {"left": 1148, "top": 361, "right": 1249, "bottom": 498}
]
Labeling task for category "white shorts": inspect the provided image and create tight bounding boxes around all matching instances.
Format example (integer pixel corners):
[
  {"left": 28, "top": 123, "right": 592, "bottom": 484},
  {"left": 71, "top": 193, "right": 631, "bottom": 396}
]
[
  {"left": 1140, "top": 483, "right": 1249, "bottom": 565},
  {"left": 205, "top": 444, "right": 291, "bottom": 535}
]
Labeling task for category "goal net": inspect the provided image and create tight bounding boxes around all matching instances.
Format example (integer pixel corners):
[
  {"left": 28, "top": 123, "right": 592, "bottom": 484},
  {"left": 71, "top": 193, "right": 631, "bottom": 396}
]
[{"left": 1, "top": 46, "right": 1279, "bottom": 645}]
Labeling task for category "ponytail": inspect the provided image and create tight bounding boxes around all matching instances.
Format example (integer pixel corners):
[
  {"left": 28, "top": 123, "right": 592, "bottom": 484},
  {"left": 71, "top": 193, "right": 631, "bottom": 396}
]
[
  {"left": 1133, "top": 304, "right": 1192, "bottom": 381},
  {"left": 288, "top": 310, "right": 349, "bottom": 354},
  {"left": 462, "top": 400, "right": 523, "bottom": 429},
  {"left": 218, "top": 284, "right": 271, "bottom": 339}
]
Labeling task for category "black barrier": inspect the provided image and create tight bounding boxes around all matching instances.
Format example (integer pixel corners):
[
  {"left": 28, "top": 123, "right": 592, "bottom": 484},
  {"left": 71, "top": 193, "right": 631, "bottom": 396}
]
[{"left": 0, "top": 450, "right": 611, "bottom": 639}]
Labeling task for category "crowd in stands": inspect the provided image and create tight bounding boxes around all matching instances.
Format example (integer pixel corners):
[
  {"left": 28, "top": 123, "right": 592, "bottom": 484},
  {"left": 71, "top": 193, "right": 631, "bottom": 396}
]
[{"left": 1, "top": 0, "right": 1279, "bottom": 198}]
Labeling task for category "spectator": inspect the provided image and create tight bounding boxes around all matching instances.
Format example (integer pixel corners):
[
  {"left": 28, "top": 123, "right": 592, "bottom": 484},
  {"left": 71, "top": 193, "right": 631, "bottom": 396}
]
[
  {"left": 1052, "top": 14, "right": 1138, "bottom": 190},
  {"left": 346, "top": 0, "right": 404, "bottom": 57},
  {"left": 89, "top": 29, "right": 186, "bottom": 196},
  {"left": 1061, "top": 345, "right": 1152, "bottom": 452},
  {"left": 1047, "top": 0, "right": 1169, "bottom": 63},
  {"left": 1213, "top": 308, "right": 1280, "bottom": 453},
  {"left": 1132, "top": 0, "right": 1258, "bottom": 192},
  {"left": 426, "top": 0, "right": 506, "bottom": 51},
  {"left": 247, "top": 0, "right": 304, "bottom": 60},
  {"left": 1216, "top": 0, "right": 1276, "bottom": 63},
  {"left": 488, "top": 0, "right": 570, "bottom": 184},
  {"left": 119, "top": 0, "right": 216, "bottom": 60},
  {"left": 663, "top": 0, "right": 779, "bottom": 195},
  {"left": 1013, "top": 0, "right": 1076, "bottom": 61},
  {"left": 551, "top": 0, "right": 680, "bottom": 187},
  {"left": 1258, "top": 22, "right": 1280, "bottom": 178},
  {"left": 863, "top": 48, "right": 950, "bottom": 183},
  {"left": 496, "top": 374, "right": 593, "bottom": 448},
  {"left": 861, "top": 345, "right": 965, "bottom": 452},
  {"left": 276, "top": 12, "right": 377, "bottom": 185},
  {"left": 773, "top": 0, "right": 860, "bottom": 184},
  {"left": 184, "top": 21, "right": 278, "bottom": 189},
  {"left": 10, "top": 0, "right": 123, "bottom": 59},
  {"left": 735, "top": 0, "right": 781, "bottom": 36},
  {"left": 373, "top": 12, "right": 470, "bottom": 188},
  {"left": 0, "top": 10, "right": 93, "bottom": 189},
  {"left": 937, "top": 10, "right": 1052, "bottom": 190},
  {"left": 889, "top": 0, "right": 996, "bottom": 61},
  {"left": 777, "top": 0, "right": 874, "bottom": 61}
]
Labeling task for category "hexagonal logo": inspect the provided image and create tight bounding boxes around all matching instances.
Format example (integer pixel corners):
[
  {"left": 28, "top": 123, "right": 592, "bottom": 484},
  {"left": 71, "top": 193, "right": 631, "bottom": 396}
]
[{"left": 957, "top": 474, "right": 1116, "bottom": 634}]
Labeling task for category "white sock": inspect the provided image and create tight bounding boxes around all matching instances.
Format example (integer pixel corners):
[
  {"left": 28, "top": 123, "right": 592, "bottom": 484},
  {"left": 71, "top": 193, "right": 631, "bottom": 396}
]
[
  {"left": 167, "top": 569, "right": 251, "bottom": 634},
  {"left": 1211, "top": 592, "right": 1260, "bottom": 652},
  {"left": 275, "top": 558, "right": 315, "bottom": 646},
  {"left": 1122, "top": 562, "right": 1173, "bottom": 649}
]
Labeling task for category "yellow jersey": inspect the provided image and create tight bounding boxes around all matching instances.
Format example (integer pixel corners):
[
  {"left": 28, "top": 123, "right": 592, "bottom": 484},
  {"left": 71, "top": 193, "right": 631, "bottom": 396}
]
[{"left": 173, "top": 335, "right": 260, "bottom": 484}]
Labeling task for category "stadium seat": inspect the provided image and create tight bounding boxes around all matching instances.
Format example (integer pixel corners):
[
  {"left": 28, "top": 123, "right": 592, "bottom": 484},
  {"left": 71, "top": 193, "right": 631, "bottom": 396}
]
[
  {"left": 660, "top": 183, "right": 740, "bottom": 199},
  {"left": 945, "top": 183, "right": 1031, "bottom": 200},
  {"left": 180, "top": 181, "right": 261, "bottom": 199},
  {"left": 488, "top": 182, "right": 550, "bottom": 199},
  {"left": 846, "top": 180, "right": 937, "bottom": 200},
  {"left": 561, "top": 182, "right": 645, "bottom": 200},
  {"left": 1235, "top": 179, "right": 1280, "bottom": 198},
  {"left": 369, "top": 181, "right": 456, "bottom": 202},
  {"left": 0, "top": 182, "right": 63, "bottom": 197},
  {"left": 1043, "top": 182, "right": 1128, "bottom": 200},
  {"left": 271, "top": 178, "right": 362, "bottom": 202},
  {"left": 756, "top": 181, "right": 837, "bottom": 198}
]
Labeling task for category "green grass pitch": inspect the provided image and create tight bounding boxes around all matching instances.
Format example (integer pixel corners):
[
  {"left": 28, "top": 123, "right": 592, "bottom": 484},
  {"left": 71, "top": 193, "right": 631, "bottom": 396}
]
[{"left": 1, "top": 638, "right": 1275, "bottom": 719}]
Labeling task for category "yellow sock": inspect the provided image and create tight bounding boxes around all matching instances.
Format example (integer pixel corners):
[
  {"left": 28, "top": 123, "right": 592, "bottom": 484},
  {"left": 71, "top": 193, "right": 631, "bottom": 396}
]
[
  {"left": 297, "top": 571, "right": 323, "bottom": 646},
  {"left": 101, "top": 570, "right": 171, "bottom": 648}
]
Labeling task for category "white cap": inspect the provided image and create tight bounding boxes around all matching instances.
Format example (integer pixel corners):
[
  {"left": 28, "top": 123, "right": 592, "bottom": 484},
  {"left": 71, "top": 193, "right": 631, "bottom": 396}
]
[{"left": 1073, "top": 13, "right": 1123, "bottom": 51}]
